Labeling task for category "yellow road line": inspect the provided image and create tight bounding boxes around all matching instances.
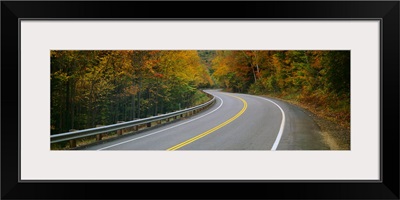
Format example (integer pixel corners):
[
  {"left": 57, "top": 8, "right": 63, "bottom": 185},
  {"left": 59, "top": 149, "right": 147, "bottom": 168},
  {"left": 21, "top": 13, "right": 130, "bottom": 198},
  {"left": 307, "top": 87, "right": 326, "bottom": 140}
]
[{"left": 167, "top": 94, "right": 248, "bottom": 151}]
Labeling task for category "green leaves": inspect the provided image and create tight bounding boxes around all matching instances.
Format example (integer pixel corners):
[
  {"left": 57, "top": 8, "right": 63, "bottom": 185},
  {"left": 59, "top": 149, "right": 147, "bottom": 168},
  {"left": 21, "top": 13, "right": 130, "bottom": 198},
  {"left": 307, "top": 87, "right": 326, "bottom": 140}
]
[
  {"left": 210, "top": 50, "right": 350, "bottom": 128},
  {"left": 51, "top": 50, "right": 214, "bottom": 134}
]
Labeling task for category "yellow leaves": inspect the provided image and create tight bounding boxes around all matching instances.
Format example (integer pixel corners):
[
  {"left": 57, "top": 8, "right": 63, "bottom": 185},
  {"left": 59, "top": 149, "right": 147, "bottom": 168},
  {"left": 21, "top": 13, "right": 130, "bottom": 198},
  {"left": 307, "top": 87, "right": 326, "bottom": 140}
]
[
  {"left": 50, "top": 51, "right": 59, "bottom": 57},
  {"left": 153, "top": 50, "right": 211, "bottom": 87},
  {"left": 124, "top": 85, "right": 139, "bottom": 95},
  {"left": 212, "top": 51, "right": 233, "bottom": 77},
  {"left": 52, "top": 71, "right": 69, "bottom": 82},
  {"left": 53, "top": 50, "right": 213, "bottom": 95},
  {"left": 272, "top": 54, "right": 282, "bottom": 68}
]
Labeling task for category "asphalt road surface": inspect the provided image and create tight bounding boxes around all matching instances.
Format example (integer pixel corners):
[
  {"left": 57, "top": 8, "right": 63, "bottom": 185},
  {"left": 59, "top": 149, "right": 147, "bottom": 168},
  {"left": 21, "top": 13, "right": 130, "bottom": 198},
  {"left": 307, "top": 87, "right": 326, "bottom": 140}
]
[{"left": 83, "top": 90, "right": 329, "bottom": 150}]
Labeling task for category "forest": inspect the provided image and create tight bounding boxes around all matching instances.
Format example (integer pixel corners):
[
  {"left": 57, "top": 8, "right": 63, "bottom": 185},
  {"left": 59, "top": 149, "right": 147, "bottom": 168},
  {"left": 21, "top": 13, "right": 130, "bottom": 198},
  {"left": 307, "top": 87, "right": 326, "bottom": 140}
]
[
  {"left": 211, "top": 50, "right": 350, "bottom": 128},
  {"left": 51, "top": 50, "right": 213, "bottom": 135},
  {"left": 51, "top": 50, "right": 350, "bottom": 135}
]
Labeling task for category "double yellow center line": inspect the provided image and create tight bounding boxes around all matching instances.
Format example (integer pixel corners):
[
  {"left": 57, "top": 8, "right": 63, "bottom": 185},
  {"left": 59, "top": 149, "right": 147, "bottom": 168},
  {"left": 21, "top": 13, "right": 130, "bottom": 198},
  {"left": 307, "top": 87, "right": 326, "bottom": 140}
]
[{"left": 167, "top": 94, "right": 248, "bottom": 151}]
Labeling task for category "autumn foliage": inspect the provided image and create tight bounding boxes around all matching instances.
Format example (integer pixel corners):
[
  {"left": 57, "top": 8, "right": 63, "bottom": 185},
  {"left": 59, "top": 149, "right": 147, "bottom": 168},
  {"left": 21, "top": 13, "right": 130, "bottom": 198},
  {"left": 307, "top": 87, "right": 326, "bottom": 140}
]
[
  {"left": 51, "top": 50, "right": 350, "bottom": 135},
  {"left": 211, "top": 50, "right": 350, "bottom": 128},
  {"left": 51, "top": 50, "right": 213, "bottom": 134}
]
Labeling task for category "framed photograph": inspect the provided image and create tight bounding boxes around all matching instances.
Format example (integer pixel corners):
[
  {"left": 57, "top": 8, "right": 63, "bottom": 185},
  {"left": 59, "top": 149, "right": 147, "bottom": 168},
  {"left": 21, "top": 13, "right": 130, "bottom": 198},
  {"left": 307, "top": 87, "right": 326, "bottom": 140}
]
[{"left": 2, "top": 1, "right": 399, "bottom": 199}]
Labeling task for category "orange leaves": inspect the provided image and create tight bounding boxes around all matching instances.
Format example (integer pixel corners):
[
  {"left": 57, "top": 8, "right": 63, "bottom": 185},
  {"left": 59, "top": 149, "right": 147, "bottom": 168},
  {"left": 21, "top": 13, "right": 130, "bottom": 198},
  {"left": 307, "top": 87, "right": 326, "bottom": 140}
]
[
  {"left": 124, "top": 85, "right": 139, "bottom": 95},
  {"left": 154, "top": 73, "right": 164, "bottom": 78}
]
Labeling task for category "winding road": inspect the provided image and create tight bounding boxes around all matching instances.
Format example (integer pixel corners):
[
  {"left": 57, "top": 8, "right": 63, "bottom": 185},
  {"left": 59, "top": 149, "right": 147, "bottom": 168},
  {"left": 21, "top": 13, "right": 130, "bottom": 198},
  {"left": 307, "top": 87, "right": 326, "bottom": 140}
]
[{"left": 83, "top": 90, "right": 329, "bottom": 150}]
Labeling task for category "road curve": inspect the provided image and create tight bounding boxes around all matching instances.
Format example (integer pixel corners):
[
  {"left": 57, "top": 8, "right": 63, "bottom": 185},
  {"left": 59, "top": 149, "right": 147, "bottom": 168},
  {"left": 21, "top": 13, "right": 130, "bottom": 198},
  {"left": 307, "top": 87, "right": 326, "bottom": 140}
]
[{"left": 83, "top": 90, "right": 329, "bottom": 150}]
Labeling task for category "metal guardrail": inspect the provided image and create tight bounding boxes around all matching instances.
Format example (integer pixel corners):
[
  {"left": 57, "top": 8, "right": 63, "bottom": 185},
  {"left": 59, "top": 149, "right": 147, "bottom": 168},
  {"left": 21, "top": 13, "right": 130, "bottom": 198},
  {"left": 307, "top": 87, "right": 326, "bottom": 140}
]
[{"left": 51, "top": 92, "right": 216, "bottom": 146}]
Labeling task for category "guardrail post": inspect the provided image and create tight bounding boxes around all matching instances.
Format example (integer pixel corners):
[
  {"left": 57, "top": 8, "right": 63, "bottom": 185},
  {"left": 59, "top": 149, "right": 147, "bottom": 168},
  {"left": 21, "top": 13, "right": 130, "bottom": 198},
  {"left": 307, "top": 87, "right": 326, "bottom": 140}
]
[
  {"left": 96, "top": 125, "right": 103, "bottom": 141},
  {"left": 117, "top": 121, "right": 124, "bottom": 135},
  {"left": 69, "top": 129, "right": 76, "bottom": 148},
  {"left": 147, "top": 122, "right": 151, "bottom": 127}
]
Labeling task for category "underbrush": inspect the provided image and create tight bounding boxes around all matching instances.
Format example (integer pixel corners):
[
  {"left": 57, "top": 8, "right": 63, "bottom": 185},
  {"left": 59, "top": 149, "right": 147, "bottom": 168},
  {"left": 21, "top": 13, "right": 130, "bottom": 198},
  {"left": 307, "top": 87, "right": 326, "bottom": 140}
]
[
  {"left": 296, "top": 91, "right": 350, "bottom": 129},
  {"left": 192, "top": 90, "right": 212, "bottom": 106},
  {"left": 249, "top": 88, "right": 350, "bottom": 130}
]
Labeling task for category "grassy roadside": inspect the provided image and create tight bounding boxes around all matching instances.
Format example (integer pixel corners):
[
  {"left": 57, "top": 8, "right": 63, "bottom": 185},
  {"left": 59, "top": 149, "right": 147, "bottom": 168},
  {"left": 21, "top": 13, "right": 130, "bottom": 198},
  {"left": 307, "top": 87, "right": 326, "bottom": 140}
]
[
  {"left": 257, "top": 92, "right": 350, "bottom": 150},
  {"left": 192, "top": 90, "right": 212, "bottom": 105}
]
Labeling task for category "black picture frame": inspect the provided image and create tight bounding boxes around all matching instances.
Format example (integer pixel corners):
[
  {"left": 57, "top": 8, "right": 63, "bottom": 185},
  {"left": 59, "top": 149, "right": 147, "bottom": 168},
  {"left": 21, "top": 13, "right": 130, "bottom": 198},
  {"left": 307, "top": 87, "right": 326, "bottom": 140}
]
[{"left": 2, "top": 1, "right": 399, "bottom": 199}]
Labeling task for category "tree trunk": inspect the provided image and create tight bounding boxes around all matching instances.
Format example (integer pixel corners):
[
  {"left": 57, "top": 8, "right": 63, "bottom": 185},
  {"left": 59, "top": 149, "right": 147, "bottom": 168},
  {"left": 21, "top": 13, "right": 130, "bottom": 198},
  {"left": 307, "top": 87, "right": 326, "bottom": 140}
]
[
  {"left": 251, "top": 65, "right": 257, "bottom": 82},
  {"left": 124, "top": 101, "right": 127, "bottom": 121},
  {"left": 132, "top": 93, "right": 135, "bottom": 120},
  {"left": 65, "top": 77, "right": 71, "bottom": 132},
  {"left": 138, "top": 78, "right": 142, "bottom": 118},
  {"left": 154, "top": 82, "right": 159, "bottom": 116},
  {"left": 71, "top": 81, "right": 75, "bottom": 129}
]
